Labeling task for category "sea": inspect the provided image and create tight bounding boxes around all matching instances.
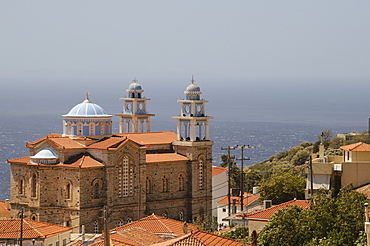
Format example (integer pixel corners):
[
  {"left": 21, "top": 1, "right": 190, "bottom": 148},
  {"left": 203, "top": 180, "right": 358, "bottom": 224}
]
[{"left": 1, "top": 77, "right": 369, "bottom": 200}]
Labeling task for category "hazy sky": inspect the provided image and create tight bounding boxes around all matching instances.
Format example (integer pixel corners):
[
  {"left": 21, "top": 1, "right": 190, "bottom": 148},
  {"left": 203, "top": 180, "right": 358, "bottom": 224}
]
[{"left": 1, "top": 1, "right": 370, "bottom": 82}]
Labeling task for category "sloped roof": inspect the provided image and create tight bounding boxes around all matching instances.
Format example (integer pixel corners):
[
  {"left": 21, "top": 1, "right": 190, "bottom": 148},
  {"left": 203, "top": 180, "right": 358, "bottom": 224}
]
[
  {"left": 355, "top": 183, "right": 370, "bottom": 199},
  {"left": 146, "top": 153, "right": 189, "bottom": 163},
  {"left": 244, "top": 199, "right": 310, "bottom": 221},
  {"left": 217, "top": 194, "right": 260, "bottom": 206},
  {"left": 8, "top": 155, "right": 104, "bottom": 169},
  {"left": 117, "top": 131, "right": 177, "bottom": 145},
  {"left": 113, "top": 214, "right": 198, "bottom": 237},
  {"left": 340, "top": 142, "right": 370, "bottom": 152},
  {"left": 0, "top": 201, "right": 10, "bottom": 213},
  {"left": 151, "top": 230, "right": 246, "bottom": 246},
  {"left": 212, "top": 166, "right": 227, "bottom": 177},
  {"left": 0, "top": 219, "right": 71, "bottom": 239}
]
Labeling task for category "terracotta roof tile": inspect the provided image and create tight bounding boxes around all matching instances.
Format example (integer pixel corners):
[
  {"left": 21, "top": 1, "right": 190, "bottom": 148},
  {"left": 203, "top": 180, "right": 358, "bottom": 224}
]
[
  {"left": 146, "top": 153, "right": 188, "bottom": 163},
  {"left": 151, "top": 230, "right": 245, "bottom": 246},
  {"left": 88, "top": 137, "right": 126, "bottom": 149},
  {"left": 245, "top": 199, "right": 310, "bottom": 221},
  {"left": 0, "top": 201, "right": 10, "bottom": 213},
  {"left": 340, "top": 142, "right": 370, "bottom": 152},
  {"left": 0, "top": 219, "right": 71, "bottom": 239},
  {"left": 212, "top": 166, "right": 227, "bottom": 177},
  {"left": 113, "top": 214, "right": 197, "bottom": 237},
  {"left": 355, "top": 184, "right": 370, "bottom": 199},
  {"left": 58, "top": 155, "right": 104, "bottom": 168},
  {"left": 116, "top": 131, "right": 177, "bottom": 145},
  {"left": 217, "top": 194, "right": 260, "bottom": 206}
]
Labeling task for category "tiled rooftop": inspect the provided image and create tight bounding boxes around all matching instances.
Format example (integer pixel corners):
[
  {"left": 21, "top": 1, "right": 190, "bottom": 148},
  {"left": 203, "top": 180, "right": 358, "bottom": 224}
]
[
  {"left": 151, "top": 230, "right": 246, "bottom": 246},
  {"left": 355, "top": 184, "right": 370, "bottom": 199},
  {"left": 0, "top": 219, "right": 72, "bottom": 239},
  {"left": 217, "top": 194, "right": 260, "bottom": 206},
  {"left": 244, "top": 199, "right": 310, "bottom": 221},
  {"left": 0, "top": 201, "right": 10, "bottom": 213},
  {"left": 113, "top": 214, "right": 198, "bottom": 237},
  {"left": 340, "top": 142, "right": 370, "bottom": 152},
  {"left": 212, "top": 166, "right": 227, "bottom": 177},
  {"left": 146, "top": 153, "right": 188, "bottom": 163},
  {"left": 116, "top": 131, "right": 177, "bottom": 145}
]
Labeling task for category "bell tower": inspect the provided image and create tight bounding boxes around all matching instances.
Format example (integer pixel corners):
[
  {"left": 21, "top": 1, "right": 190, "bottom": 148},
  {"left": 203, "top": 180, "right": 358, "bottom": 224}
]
[
  {"left": 172, "top": 77, "right": 213, "bottom": 221},
  {"left": 116, "top": 79, "right": 155, "bottom": 133},
  {"left": 173, "top": 77, "right": 213, "bottom": 141}
]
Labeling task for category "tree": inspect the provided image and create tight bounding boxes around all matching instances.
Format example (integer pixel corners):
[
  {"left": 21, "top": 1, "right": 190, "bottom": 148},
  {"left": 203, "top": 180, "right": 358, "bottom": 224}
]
[
  {"left": 258, "top": 188, "right": 367, "bottom": 246},
  {"left": 258, "top": 171, "right": 305, "bottom": 204}
]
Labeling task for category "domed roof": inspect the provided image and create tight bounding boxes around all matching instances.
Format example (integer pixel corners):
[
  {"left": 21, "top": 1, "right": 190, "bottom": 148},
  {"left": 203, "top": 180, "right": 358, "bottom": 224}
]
[
  {"left": 185, "top": 83, "right": 201, "bottom": 93},
  {"left": 64, "top": 95, "right": 111, "bottom": 117},
  {"left": 31, "top": 148, "right": 59, "bottom": 159},
  {"left": 127, "top": 82, "right": 143, "bottom": 91}
]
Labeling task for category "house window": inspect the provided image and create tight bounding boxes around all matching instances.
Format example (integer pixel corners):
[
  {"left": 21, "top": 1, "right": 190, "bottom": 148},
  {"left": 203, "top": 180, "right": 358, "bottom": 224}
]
[
  {"left": 162, "top": 176, "right": 169, "bottom": 192},
  {"left": 63, "top": 239, "right": 67, "bottom": 246},
  {"left": 31, "top": 173, "right": 37, "bottom": 197}
]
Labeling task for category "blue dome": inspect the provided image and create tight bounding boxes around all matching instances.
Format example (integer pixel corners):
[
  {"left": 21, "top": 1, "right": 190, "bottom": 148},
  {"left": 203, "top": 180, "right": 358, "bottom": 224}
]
[
  {"left": 32, "top": 148, "right": 59, "bottom": 159},
  {"left": 128, "top": 82, "right": 143, "bottom": 91},
  {"left": 186, "top": 83, "right": 201, "bottom": 92},
  {"left": 64, "top": 98, "right": 111, "bottom": 117}
]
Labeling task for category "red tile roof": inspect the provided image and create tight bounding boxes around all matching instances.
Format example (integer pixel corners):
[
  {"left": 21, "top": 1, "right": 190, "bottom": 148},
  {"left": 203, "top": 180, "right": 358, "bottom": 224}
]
[
  {"left": 0, "top": 201, "right": 10, "bottom": 213},
  {"left": 8, "top": 155, "right": 104, "bottom": 169},
  {"left": 217, "top": 194, "right": 260, "bottom": 206},
  {"left": 146, "top": 153, "right": 189, "bottom": 163},
  {"left": 113, "top": 214, "right": 198, "bottom": 237},
  {"left": 151, "top": 230, "right": 246, "bottom": 246},
  {"left": 0, "top": 219, "right": 71, "bottom": 239},
  {"left": 244, "top": 199, "right": 310, "bottom": 221},
  {"left": 355, "top": 184, "right": 370, "bottom": 199},
  {"left": 212, "top": 166, "right": 227, "bottom": 177},
  {"left": 340, "top": 142, "right": 370, "bottom": 152},
  {"left": 116, "top": 131, "right": 177, "bottom": 145}
]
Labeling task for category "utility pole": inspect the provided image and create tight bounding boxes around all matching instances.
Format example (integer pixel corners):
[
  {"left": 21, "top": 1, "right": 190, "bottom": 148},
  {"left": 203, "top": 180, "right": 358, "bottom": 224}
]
[
  {"left": 310, "top": 155, "right": 313, "bottom": 197},
  {"left": 103, "top": 206, "right": 110, "bottom": 246},
  {"left": 235, "top": 145, "right": 253, "bottom": 211},
  {"left": 20, "top": 208, "right": 24, "bottom": 246},
  {"left": 221, "top": 146, "right": 236, "bottom": 216}
]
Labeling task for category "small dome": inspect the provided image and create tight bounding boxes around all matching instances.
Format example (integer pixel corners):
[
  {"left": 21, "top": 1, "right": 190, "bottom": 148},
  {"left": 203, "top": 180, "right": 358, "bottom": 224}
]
[
  {"left": 31, "top": 148, "right": 59, "bottom": 164},
  {"left": 186, "top": 83, "right": 201, "bottom": 93},
  {"left": 127, "top": 82, "right": 143, "bottom": 91},
  {"left": 32, "top": 148, "right": 59, "bottom": 159},
  {"left": 64, "top": 97, "right": 111, "bottom": 117}
]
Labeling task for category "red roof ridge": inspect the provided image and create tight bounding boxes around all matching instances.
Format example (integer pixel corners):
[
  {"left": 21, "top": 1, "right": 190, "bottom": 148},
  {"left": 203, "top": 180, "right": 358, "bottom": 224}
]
[
  {"left": 341, "top": 142, "right": 370, "bottom": 151},
  {"left": 23, "top": 219, "right": 44, "bottom": 238}
]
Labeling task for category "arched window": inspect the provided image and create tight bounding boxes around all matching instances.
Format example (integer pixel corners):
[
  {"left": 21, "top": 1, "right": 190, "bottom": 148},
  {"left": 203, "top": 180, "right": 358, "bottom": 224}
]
[
  {"left": 30, "top": 214, "right": 37, "bottom": 221},
  {"left": 31, "top": 173, "right": 37, "bottom": 197},
  {"left": 146, "top": 176, "right": 152, "bottom": 194},
  {"left": 18, "top": 177, "right": 25, "bottom": 195},
  {"left": 65, "top": 182, "right": 72, "bottom": 200},
  {"left": 161, "top": 211, "right": 168, "bottom": 218},
  {"left": 199, "top": 158, "right": 204, "bottom": 190},
  {"left": 178, "top": 174, "right": 185, "bottom": 191},
  {"left": 162, "top": 175, "right": 169, "bottom": 192},
  {"left": 94, "top": 183, "right": 99, "bottom": 199},
  {"left": 179, "top": 210, "right": 184, "bottom": 221}
]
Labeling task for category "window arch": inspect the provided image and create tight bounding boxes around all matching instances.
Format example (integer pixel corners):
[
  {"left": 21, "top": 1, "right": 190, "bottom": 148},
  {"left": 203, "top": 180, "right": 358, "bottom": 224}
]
[
  {"left": 30, "top": 214, "right": 37, "bottom": 221},
  {"left": 162, "top": 175, "right": 169, "bottom": 193},
  {"left": 65, "top": 181, "right": 72, "bottom": 200},
  {"left": 18, "top": 176, "right": 25, "bottom": 195},
  {"left": 178, "top": 174, "right": 185, "bottom": 191},
  {"left": 31, "top": 173, "right": 37, "bottom": 198},
  {"left": 92, "top": 179, "right": 102, "bottom": 199},
  {"left": 146, "top": 176, "right": 152, "bottom": 194}
]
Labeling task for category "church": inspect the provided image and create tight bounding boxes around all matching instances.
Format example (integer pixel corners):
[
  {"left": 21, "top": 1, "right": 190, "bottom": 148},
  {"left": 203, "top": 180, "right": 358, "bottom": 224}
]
[{"left": 7, "top": 79, "right": 213, "bottom": 233}]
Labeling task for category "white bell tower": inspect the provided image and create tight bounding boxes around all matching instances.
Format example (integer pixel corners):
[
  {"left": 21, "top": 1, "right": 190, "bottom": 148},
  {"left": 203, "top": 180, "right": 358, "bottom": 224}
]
[
  {"left": 116, "top": 79, "right": 155, "bottom": 133},
  {"left": 173, "top": 77, "right": 213, "bottom": 141}
]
